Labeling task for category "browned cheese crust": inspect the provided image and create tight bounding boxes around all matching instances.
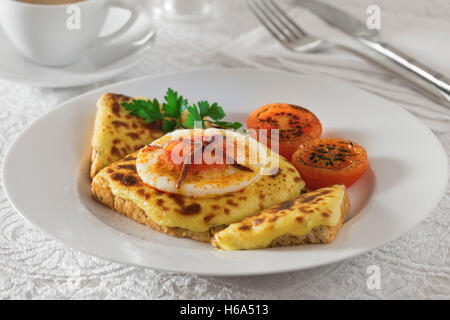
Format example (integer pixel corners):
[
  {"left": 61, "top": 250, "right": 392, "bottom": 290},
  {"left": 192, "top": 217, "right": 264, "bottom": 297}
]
[
  {"left": 90, "top": 93, "right": 164, "bottom": 179},
  {"left": 91, "top": 174, "right": 226, "bottom": 242},
  {"left": 268, "top": 190, "right": 350, "bottom": 247}
]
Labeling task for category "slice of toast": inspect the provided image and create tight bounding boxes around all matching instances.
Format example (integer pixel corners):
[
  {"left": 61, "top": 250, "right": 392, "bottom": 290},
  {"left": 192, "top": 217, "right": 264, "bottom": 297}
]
[
  {"left": 91, "top": 171, "right": 226, "bottom": 242},
  {"left": 91, "top": 150, "right": 304, "bottom": 243},
  {"left": 90, "top": 93, "right": 164, "bottom": 179},
  {"left": 211, "top": 185, "right": 350, "bottom": 250}
]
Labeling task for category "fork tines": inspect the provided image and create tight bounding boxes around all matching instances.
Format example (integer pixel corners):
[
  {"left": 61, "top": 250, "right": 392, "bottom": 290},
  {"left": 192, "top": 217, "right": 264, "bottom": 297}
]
[{"left": 247, "top": 0, "right": 306, "bottom": 43}]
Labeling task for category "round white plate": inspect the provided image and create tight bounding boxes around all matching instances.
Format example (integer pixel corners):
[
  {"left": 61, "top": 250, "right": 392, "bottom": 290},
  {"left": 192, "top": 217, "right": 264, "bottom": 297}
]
[
  {"left": 2, "top": 69, "right": 448, "bottom": 276},
  {"left": 0, "top": 8, "right": 155, "bottom": 88}
]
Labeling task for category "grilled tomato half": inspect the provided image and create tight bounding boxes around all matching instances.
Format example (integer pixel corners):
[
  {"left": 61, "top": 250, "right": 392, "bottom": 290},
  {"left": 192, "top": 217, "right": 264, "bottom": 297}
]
[
  {"left": 247, "top": 103, "right": 322, "bottom": 160},
  {"left": 292, "top": 138, "right": 368, "bottom": 189}
]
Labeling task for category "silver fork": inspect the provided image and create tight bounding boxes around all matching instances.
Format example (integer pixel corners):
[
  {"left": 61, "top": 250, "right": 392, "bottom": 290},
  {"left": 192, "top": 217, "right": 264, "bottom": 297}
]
[
  {"left": 247, "top": 0, "right": 450, "bottom": 107},
  {"left": 247, "top": 0, "right": 324, "bottom": 52}
]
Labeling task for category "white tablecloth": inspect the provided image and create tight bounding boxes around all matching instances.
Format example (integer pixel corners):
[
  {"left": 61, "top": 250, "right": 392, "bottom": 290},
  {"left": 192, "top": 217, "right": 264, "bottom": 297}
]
[{"left": 0, "top": 0, "right": 449, "bottom": 299}]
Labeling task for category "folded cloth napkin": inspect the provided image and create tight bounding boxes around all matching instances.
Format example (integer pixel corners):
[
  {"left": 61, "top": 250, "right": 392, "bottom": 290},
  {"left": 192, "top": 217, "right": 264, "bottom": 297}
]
[{"left": 218, "top": 6, "right": 450, "bottom": 132}]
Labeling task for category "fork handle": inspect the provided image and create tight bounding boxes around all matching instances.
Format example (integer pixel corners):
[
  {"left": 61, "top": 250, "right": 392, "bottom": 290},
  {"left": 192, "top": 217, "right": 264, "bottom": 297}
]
[{"left": 358, "top": 37, "right": 450, "bottom": 106}]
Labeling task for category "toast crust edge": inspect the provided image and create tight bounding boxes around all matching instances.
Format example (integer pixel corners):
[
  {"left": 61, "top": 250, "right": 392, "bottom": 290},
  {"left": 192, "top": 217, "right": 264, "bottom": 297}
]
[
  {"left": 90, "top": 145, "right": 100, "bottom": 180},
  {"left": 267, "top": 189, "right": 350, "bottom": 248},
  {"left": 91, "top": 176, "right": 225, "bottom": 242}
]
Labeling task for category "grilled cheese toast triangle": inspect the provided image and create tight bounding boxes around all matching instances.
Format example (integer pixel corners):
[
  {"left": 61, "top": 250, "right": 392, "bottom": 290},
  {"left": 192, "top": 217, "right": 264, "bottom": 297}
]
[
  {"left": 91, "top": 150, "right": 305, "bottom": 241},
  {"left": 90, "top": 93, "right": 164, "bottom": 179},
  {"left": 212, "top": 184, "right": 349, "bottom": 250}
]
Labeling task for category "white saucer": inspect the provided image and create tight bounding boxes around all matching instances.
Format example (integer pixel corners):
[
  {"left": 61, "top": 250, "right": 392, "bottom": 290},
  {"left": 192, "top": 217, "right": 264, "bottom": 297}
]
[{"left": 0, "top": 7, "right": 155, "bottom": 88}]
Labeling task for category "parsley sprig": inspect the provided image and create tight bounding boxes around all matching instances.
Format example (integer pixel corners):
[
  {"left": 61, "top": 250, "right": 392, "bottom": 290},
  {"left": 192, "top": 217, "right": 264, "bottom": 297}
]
[{"left": 121, "top": 88, "right": 242, "bottom": 132}]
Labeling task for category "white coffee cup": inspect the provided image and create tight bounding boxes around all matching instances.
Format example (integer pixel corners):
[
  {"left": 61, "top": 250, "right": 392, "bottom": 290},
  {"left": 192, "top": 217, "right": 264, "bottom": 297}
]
[{"left": 0, "top": 0, "right": 140, "bottom": 66}]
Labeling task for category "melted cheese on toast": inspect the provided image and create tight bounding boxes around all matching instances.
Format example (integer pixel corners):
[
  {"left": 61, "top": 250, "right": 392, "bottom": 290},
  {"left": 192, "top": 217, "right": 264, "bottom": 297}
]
[
  {"left": 90, "top": 93, "right": 164, "bottom": 178},
  {"left": 92, "top": 151, "right": 305, "bottom": 232},
  {"left": 212, "top": 184, "right": 348, "bottom": 250}
]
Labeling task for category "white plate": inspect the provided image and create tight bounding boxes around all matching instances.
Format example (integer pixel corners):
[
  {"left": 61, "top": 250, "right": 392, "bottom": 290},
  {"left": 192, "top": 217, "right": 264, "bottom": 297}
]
[
  {"left": 0, "top": 8, "right": 155, "bottom": 88},
  {"left": 2, "top": 69, "right": 448, "bottom": 276}
]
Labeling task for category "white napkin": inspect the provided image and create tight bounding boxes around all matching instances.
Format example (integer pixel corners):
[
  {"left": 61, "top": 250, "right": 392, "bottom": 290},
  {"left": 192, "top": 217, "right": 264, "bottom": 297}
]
[{"left": 218, "top": 7, "right": 450, "bottom": 132}]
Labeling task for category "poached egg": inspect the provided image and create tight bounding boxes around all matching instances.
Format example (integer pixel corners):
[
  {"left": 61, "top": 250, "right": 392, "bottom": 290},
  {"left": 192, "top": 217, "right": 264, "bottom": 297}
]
[{"left": 136, "top": 128, "right": 276, "bottom": 198}]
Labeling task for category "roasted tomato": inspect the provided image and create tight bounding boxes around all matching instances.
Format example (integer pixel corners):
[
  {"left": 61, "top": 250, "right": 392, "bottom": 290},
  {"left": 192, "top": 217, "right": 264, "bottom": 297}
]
[
  {"left": 292, "top": 138, "right": 368, "bottom": 189},
  {"left": 247, "top": 103, "right": 322, "bottom": 160}
]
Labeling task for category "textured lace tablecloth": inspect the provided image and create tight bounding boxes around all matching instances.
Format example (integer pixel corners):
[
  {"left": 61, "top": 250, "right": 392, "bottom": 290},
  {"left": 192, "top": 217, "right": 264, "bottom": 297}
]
[{"left": 0, "top": 0, "right": 449, "bottom": 299}]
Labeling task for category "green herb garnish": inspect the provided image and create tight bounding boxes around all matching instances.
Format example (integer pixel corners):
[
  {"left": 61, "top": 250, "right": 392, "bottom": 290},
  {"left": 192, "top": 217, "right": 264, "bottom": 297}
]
[{"left": 121, "top": 88, "right": 243, "bottom": 132}]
